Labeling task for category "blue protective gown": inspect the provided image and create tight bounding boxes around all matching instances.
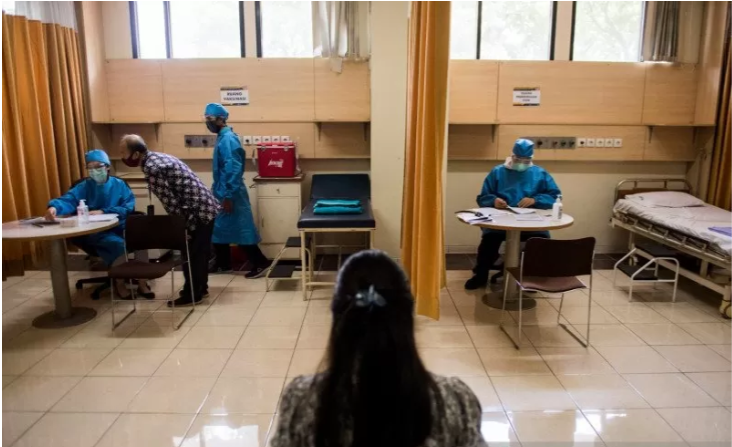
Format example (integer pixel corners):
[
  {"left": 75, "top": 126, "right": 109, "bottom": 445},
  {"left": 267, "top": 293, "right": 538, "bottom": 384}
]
[
  {"left": 477, "top": 164, "right": 561, "bottom": 234},
  {"left": 48, "top": 177, "right": 135, "bottom": 266},
  {"left": 211, "top": 127, "right": 261, "bottom": 245}
]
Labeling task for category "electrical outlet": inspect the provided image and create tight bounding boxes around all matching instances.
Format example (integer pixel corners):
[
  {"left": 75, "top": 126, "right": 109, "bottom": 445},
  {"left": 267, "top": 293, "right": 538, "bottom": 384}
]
[
  {"left": 272, "top": 136, "right": 281, "bottom": 143},
  {"left": 184, "top": 135, "right": 202, "bottom": 148},
  {"left": 604, "top": 138, "right": 614, "bottom": 147},
  {"left": 253, "top": 136, "right": 262, "bottom": 144},
  {"left": 262, "top": 136, "right": 272, "bottom": 143},
  {"left": 595, "top": 138, "right": 605, "bottom": 148},
  {"left": 613, "top": 138, "right": 623, "bottom": 148},
  {"left": 586, "top": 138, "right": 596, "bottom": 147},
  {"left": 242, "top": 135, "right": 253, "bottom": 145},
  {"left": 577, "top": 138, "right": 587, "bottom": 148},
  {"left": 281, "top": 136, "right": 291, "bottom": 142}
]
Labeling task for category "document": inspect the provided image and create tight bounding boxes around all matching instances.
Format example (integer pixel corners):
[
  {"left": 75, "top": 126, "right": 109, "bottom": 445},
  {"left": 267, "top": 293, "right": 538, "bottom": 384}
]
[
  {"left": 515, "top": 214, "right": 544, "bottom": 222},
  {"left": 88, "top": 214, "right": 118, "bottom": 222},
  {"left": 457, "top": 213, "right": 493, "bottom": 226},
  {"left": 507, "top": 207, "right": 536, "bottom": 215}
]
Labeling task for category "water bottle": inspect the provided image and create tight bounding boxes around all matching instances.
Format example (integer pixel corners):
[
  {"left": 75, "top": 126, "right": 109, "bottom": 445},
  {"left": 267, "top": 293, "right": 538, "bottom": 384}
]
[
  {"left": 552, "top": 195, "right": 563, "bottom": 221},
  {"left": 77, "top": 199, "right": 89, "bottom": 226}
]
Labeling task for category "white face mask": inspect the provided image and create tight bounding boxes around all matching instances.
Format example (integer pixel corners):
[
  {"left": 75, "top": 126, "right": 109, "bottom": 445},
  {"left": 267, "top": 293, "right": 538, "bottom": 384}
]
[{"left": 505, "top": 156, "right": 533, "bottom": 171}]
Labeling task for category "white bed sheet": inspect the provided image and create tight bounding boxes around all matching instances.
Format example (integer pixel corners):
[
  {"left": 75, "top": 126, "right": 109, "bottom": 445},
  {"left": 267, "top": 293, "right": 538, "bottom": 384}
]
[{"left": 614, "top": 199, "right": 732, "bottom": 257}]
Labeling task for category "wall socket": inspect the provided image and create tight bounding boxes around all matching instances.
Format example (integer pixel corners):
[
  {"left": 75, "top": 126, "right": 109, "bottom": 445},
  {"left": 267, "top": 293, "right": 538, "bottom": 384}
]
[
  {"left": 271, "top": 136, "right": 281, "bottom": 143},
  {"left": 262, "top": 136, "right": 272, "bottom": 143},
  {"left": 586, "top": 138, "right": 596, "bottom": 147},
  {"left": 523, "top": 137, "right": 577, "bottom": 150},
  {"left": 281, "top": 136, "right": 291, "bottom": 142},
  {"left": 242, "top": 135, "right": 253, "bottom": 145},
  {"left": 253, "top": 136, "right": 262, "bottom": 144},
  {"left": 596, "top": 138, "right": 605, "bottom": 148}
]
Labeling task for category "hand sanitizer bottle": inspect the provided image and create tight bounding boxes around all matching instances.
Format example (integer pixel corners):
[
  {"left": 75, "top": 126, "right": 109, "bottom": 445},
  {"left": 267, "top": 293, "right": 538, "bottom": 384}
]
[
  {"left": 77, "top": 199, "right": 89, "bottom": 226},
  {"left": 552, "top": 195, "right": 563, "bottom": 221}
]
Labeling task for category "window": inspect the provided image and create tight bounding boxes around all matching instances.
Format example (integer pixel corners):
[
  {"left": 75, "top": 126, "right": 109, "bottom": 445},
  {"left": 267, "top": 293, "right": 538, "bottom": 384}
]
[
  {"left": 572, "top": 1, "right": 644, "bottom": 62},
  {"left": 132, "top": 1, "right": 242, "bottom": 59},
  {"left": 450, "top": 1, "right": 553, "bottom": 60},
  {"left": 257, "top": 1, "right": 313, "bottom": 58}
]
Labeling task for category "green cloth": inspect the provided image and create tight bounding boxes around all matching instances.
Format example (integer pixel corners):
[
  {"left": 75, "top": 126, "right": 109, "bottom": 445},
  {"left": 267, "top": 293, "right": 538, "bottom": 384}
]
[
  {"left": 314, "top": 206, "right": 363, "bottom": 215},
  {"left": 314, "top": 199, "right": 361, "bottom": 208}
]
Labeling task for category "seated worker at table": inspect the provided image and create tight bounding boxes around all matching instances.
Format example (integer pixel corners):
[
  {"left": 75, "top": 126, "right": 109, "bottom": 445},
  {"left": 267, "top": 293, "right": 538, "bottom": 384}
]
[
  {"left": 45, "top": 149, "right": 153, "bottom": 298},
  {"left": 465, "top": 138, "right": 561, "bottom": 290}
]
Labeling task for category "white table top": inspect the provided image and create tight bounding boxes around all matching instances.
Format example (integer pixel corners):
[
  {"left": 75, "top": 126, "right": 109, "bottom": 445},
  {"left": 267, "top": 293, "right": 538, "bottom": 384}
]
[
  {"left": 2, "top": 219, "right": 119, "bottom": 242},
  {"left": 460, "top": 211, "right": 574, "bottom": 232}
]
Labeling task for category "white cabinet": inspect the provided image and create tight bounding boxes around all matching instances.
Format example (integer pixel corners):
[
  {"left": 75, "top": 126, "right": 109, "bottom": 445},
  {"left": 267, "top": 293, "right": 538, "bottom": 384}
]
[{"left": 255, "top": 177, "right": 303, "bottom": 260}]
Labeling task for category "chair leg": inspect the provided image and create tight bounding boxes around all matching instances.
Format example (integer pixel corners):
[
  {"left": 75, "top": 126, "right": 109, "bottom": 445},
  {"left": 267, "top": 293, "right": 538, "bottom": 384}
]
[
  {"left": 558, "top": 289, "right": 591, "bottom": 348},
  {"left": 300, "top": 232, "right": 308, "bottom": 301},
  {"left": 111, "top": 279, "right": 136, "bottom": 330},
  {"left": 499, "top": 273, "right": 521, "bottom": 350},
  {"left": 173, "top": 267, "right": 195, "bottom": 331},
  {"left": 556, "top": 293, "right": 566, "bottom": 326}
]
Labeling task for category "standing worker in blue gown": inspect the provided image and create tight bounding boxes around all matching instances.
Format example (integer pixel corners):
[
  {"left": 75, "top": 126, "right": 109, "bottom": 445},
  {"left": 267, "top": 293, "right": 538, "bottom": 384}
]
[
  {"left": 45, "top": 149, "right": 153, "bottom": 298},
  {"left": 205, "top": 103, "right": 271, "bottom": 279},
  {"left": 465, "top": 139, "right": 562, "bottom": 290}
]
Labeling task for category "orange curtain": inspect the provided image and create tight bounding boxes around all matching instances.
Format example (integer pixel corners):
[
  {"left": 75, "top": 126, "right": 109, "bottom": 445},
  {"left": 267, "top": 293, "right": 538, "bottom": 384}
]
[
  {"left": 706, "top": 10, "right": 731, "bottom": 211},
  {"left": 2, "top": 12, "right": 87, "bottom": 273},
  {"left": 401, "top": 2, "right": 450, "bottom": 320}
]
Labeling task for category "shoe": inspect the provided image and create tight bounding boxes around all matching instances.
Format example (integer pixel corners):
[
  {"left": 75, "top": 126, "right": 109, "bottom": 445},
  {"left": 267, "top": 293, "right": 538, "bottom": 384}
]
[
  {"left": 167, "top": 295, "right": 203, "bottom": 307},
  {"left": 137, "top": 291, "right": 156, "bottom": 299},
  {"left": 245, "top": 265, "right": 270, "bottom": 279},
  {"left": 464, "top": 275, "right": 488, "bottom": 290},
  {"left": 178, "top": 289, "right": 209, "bottom": 299}
]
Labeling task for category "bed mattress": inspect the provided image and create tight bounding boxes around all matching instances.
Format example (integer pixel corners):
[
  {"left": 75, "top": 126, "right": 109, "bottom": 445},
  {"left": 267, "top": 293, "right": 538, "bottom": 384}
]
[{"left": 614, "top": 199, "right": 732, "bottom": 258}]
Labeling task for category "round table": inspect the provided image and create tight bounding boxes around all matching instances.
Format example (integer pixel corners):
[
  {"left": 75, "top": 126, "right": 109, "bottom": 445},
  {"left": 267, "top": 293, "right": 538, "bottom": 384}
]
[
  {"left": 2, "top": 218, "right": 119, "bottom": 328},
  {"left": 459, "top": 211, "right": 574, "bottom": 311}
]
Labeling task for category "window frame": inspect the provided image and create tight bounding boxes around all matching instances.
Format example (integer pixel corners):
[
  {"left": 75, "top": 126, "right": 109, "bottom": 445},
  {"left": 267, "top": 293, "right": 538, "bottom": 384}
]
[{"left": 130, "top": 1, "right": 246, "bottom": 59}]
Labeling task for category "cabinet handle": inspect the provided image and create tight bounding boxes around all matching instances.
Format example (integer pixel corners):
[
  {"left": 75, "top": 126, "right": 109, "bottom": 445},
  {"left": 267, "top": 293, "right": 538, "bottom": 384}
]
[
  {"left": 276, "top": 188, "right": 281, "bottom": 194},
  {"left": 261, "top": 217, "right": 265, "bottom": 228}
]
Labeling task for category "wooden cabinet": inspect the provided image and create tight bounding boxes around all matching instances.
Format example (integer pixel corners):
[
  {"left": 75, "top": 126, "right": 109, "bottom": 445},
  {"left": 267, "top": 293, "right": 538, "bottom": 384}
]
[{"left": 254, "top": 178, "right": 303, "bottom": 259}]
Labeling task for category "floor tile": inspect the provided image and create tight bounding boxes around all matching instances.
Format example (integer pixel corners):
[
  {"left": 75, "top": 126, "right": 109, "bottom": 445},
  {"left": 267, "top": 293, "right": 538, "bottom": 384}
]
[
  {"left": 508, "top": 410, "right": 603, "bottom": 445},
  {"left": 4, "top": 327, "right": 80, "bottom": 350},
  {"left": 625, "top": 323, "right": 702, "bottom": 345},
  {"left": 603, "top": 304, "right": 670, "bottom": 324},
  {"left": 13, "top": 412, "right": 118, "bottom": 447},
  {"left": 657, "top": 407, "right": 732, "bottom": 446},
  {"left": 509, "top": 304, "right": 560, "bottom": 326},
  {"left": 238, "top": 325, "right": 301, "bottom": 350},
  {"left": 180, "top": 413, "right": 274, "bottom": 447},
  {"left": 227, "top": 278, "right": 268, "bottom": 292},
  {"left": 196, "top": 308, "right": 256, "bottom": 327},
  {"left": 479, "top": 412, "right": 521, "bottom": 447},
  {"left": 95, "top": 413, "right": 196, "bottom": 447},
  {"left": 686, "top": 372, "right": 732, "bottom": 406},
  {"left": 249, "top": 307, "right": 306, "bottom": 327},
  {"left": 2, "top": 349, "right": 53, "bottom": 375},
  {"left": 52, "top": 376, "right": 148, "bottom": 412},
  {"left": 415, "top": 301, "right": 463, "bottom": 327},
  {"left": 521, "top": 325, "right": 584, "bottom": 348},
  {"left": 178, "top": 326, "right": 245, "bottom": 349},
  {"left": 201, "top": 377, "right": 284, "bottom": 414},
  {"left": 465, "top": 325, "right": 516, "bottom": 348},
  {"left": 595, "top": 346, "right": 678, "bottom": 373},
  {"left": 302, "top": 305, "right": 332, "bottom": 326},
  {"left": 89, "top": 348, "right": 171, "bottom": 376},
  {"left": 579, "top": 324, "right": 646, "bottom": 347},
  {"left": 415, "top": 326, "right": 473, "bottom": 348},
  {"left": 583, "top": 409, "right": 684, "bottom": 444},
  {"left": 655, "top": 345, "right": 731, "bottom": 372},
  {"left": 24, "top": 348, "right": 111, "bottom": 376},
  {"left": 457, "top": 376, "right": 503, "bottom": 412},
  {"left": 2, "top": 376, "right": 81, "bottom": 411},
  {"left": 448, "top": 289, "right": 485, "bottom": 307},
  {"left": 221, "top": 349, "right": 293, "bottom": 378},
  {"left": 119, "top": 323, "right": 192, "bottom": 349},
  {"left": 295, "top": 325, "right": 330, "bottom": 349},
  {"left": 491, "top": 375, "right": 577, "bottom": 411},
  {"left": 61, "top": 319, "right": 137, "bottom": 348},
  {"left": 455, "top": 305, "right": 505, "bottom": 326},
  {"left": 3, "top": 375, "right": 18, "bottom": 388},
  {"left": 154, "top": 349, "right": 232, "bottom": 377},
  {"left": 559, "top": 305, "right": 620, "bottom": 325},
  {"left": 677, "top": 323, "right": 731, "bottom": 345},
  {"left": 557, "top": 374, "right": 649, "bottom": 410},
  {"left": 708, "top": 344, "right": 732, "bottom": 361},
  {"left": 287, "top": 349, "right": 326, "bottom": 377},
  {"left": 646, "top": 302, "right": 721, "bottom": 323},
  {"left": 2, "top": 412, "right": 43, "bottom": 447},
  {"left": 211, "top": 291, "right": 265, "bottom": 309},
  {"left": 539, "top": 347, "right": 615, "bottom": 375},
  {"left": 420, "top": 348, "right": 486, "bottom": 377},
  {"left": 477, "top": 347, "right": 552, "bottom": 376},
  {"left": 259, "top": 291, "right": 308, "bottom": 308},
  {"left": 127, "top": 376, "right": 216, "bottom": 413},
  {"left": 624, "top": 373, "right": 719, "bottom": 408}
]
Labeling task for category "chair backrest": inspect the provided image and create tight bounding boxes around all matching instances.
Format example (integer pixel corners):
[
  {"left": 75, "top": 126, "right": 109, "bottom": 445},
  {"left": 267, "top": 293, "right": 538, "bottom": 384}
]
[
  {"left": 310, "top": 174, "right": 371, "bottom": 200},
  {"left": 125, "top": 215, "right": 188, "bottom": 252},
  {"left": 521, "top": 237, "right": 596, "bottom": 278}
]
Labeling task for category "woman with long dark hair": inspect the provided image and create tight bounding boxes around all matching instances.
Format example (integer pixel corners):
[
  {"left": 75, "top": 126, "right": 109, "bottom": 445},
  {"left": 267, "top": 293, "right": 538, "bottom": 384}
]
[{"left": 271, "top": 249, "right": 485, "bottom": 447}]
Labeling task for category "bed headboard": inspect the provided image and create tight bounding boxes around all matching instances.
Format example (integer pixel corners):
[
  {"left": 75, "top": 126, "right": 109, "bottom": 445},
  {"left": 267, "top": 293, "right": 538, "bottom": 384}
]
[{"left": 614, "top": 178, "right": 693, "bottom": 202}]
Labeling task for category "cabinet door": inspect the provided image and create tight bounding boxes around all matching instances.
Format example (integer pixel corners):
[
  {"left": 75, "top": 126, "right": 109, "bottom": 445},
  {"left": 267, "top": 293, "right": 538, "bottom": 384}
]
[{"left": 258, "top": 197, "right": 300, "bottom": 244}]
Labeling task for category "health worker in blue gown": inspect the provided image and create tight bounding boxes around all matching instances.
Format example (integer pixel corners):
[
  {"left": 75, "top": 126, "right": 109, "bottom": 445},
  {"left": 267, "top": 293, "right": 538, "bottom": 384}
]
[
  {"left": 464, "top": 138, "right": 562, "bottom": 290},
  {"left": 205, "top": 103, "right": 271, "bottom": 279}
]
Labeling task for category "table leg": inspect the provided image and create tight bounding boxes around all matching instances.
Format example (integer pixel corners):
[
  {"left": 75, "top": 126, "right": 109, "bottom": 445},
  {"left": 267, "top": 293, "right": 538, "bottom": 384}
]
[
  {"left": 32, "top": 239, "right": 97, "bottom": 328},
  {"left": 482, "top": 230, "right": 537, "bottom": 311}
]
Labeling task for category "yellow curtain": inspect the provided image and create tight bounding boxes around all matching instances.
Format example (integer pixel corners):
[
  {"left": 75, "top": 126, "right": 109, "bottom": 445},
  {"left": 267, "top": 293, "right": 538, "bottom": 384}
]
[
  {"left": 2, "top": 12, "right": 87, "bottom": 274},
  {"left": 706, "top": 14, "right": 731, "bottom": 211},
  {"left": 401, "top": 2, "right": 450, "bottom": 319}
]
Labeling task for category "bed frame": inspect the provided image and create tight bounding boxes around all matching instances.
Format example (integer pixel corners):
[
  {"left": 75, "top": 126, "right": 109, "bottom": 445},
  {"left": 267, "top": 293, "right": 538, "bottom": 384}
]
[{"left": 610, "top": 178, "right": 731, "bottom": 318}]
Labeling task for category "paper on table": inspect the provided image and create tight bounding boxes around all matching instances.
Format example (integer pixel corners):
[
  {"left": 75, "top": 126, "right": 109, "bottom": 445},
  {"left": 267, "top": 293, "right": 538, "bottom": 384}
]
[
  {"left": 515, "top": 214, "right": 544, "bottom": 221},
  {"left": 507, "top": 207, "right": 536, "bottom": 215},
  {"left": 457, "top": 213, "right": 493, "bottom": 226},
  {"left": 470, "top": 207, "right": 509, "bottom": 216},
  {"left": 88, "top": 213, "right": 118, "bottom": 222}
]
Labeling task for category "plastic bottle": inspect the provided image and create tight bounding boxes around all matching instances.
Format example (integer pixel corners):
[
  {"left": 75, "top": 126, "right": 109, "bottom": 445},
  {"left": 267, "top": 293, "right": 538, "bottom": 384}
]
[
  {"left": 552, "top": 195, "right": 563, "bottom": 221},
  {"left": 77, "top": 199, "right": 89, "bottom": 226}
]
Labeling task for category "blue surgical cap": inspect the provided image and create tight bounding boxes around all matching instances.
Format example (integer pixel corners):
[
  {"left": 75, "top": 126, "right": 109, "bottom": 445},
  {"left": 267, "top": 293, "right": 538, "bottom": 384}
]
[
  {"left": 204, "top": 103, "right": 229, "bottom": 119},
  {"left": 85, "top": 149, "right": 110, "bottom": 166},
  {"left": 513, "top": 139, "right": 535, "bottom": 158}
]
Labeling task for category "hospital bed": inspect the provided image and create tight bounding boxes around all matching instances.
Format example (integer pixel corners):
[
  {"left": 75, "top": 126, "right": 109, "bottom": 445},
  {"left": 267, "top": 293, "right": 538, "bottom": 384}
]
[
  {"left": 297, "top": 174, "right": 376, "bottom": 300},
  {"left": 610, "top": 178, "right": 731, "bottom": 317}
]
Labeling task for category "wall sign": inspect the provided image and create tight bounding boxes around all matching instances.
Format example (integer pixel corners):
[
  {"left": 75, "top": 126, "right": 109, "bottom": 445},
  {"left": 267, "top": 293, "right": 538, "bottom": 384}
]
[
  {"left": 513, "top": 87, "right": 540, "bottom": 106},
  {"left": 220, "top": 86, "right": 249, "bottom": 106}
]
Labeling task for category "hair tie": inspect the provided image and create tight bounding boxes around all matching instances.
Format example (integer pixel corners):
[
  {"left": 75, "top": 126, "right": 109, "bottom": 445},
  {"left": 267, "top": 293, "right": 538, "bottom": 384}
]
[{"left": 354, "top": 285, "right": 386, "bottom": 310}]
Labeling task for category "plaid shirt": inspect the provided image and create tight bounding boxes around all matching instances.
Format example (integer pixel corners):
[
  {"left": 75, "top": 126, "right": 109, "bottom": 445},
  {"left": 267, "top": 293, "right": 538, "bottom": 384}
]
[{"left": 142, "top": 151, "right": 219, "bottom": 231}]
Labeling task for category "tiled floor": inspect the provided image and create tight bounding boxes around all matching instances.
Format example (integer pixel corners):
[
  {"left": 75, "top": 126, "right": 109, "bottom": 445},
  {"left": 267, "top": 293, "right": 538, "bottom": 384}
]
[{"left": 2, "top": 269, "right": 731, "bottom": 446}]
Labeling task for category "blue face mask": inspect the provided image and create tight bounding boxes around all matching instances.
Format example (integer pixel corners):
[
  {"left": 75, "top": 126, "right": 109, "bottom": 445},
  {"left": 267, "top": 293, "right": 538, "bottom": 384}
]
[
  {"left": 514, "top": 163, "right": 530, "bottom": 173},
  {"left": 89, "top": 167, "right": 108, "bottom": 184}
]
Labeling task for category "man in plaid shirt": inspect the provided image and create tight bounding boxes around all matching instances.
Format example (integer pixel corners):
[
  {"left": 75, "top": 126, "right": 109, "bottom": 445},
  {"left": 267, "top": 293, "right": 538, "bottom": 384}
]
[{"left": 119, "top": 134, "right": 219, "bottom": 306}]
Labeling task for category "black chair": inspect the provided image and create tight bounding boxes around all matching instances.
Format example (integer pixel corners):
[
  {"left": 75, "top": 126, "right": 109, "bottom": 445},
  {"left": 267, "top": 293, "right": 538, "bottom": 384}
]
[{"left": 499, "top": 237, "right": 596, "bottom": 349}]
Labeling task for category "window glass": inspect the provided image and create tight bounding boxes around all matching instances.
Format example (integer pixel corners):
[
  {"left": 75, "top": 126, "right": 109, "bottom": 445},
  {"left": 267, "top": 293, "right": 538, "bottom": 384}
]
[
  {"left": 480, "top": 1, "right": 553, "bottom": 60},
  {"left": 136, "top": 1, "right": 167, "bottom": 59},
  {"left": 169, "top": 1, "right": 241, "bottom": 58},
  {"left": 573, "top": 1, "right": 644, "bottom": 62},
  {"left": 259, "top": 1, "right": 313, "bottom": 57},
  {"left": 450, "top": 1, "right": 479, "bottom": 59}
]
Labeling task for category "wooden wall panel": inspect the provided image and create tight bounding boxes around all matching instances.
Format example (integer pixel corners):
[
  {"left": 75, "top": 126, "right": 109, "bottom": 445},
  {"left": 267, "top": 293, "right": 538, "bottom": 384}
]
[
  {"left": 314, "top": 60, "right": 370, "bottom": 121},
  {"left": 694, "top": 1, "right": 729, "bottom": 125},
  {"left": 643, "top": 64, "right": 698, "bottom": 125},
  {"left": 448, "top": 125, "right": 497, "bottom": 159},
  {"left": 109, "top": 124, "right": 162, "bottom": 159},
  {"left": 497, "top": 125, "right": 646, "bottom": 161},
  {"left": 80, "top": 2, "right": 110, "bottom": 122},
  {"left": 315, "top": 123, "right": 370, "bottom": 158},
  {"left": 449, "top": 61, "right": 499, "bottom": 123},
  {"left": 644, "top": 127, "right": 696, "bottom": 161},
  {"left": 162, "top": 59, "right": 315, "bottom": 122},
  {"left": 106, "top": 60, "right": 164, "bottom": 122},
  {"left": 496, "top": 62, "right": 646, "bottom": 124}
]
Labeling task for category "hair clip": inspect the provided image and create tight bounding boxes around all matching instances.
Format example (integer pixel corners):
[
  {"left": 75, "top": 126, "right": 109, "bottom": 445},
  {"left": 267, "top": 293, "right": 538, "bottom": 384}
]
[{"left": 354, "top": 285, "right": 386, "bottom": 309}]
